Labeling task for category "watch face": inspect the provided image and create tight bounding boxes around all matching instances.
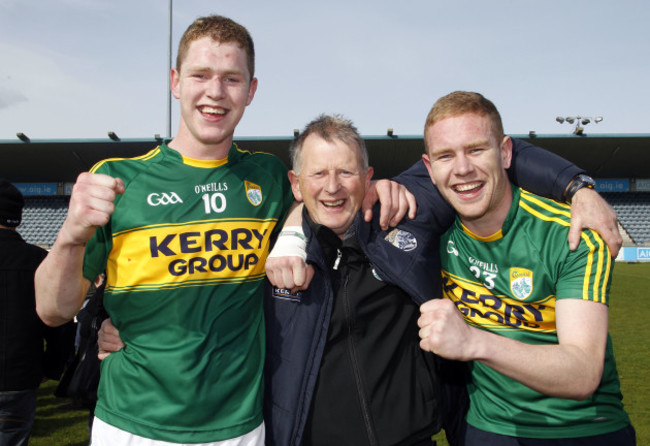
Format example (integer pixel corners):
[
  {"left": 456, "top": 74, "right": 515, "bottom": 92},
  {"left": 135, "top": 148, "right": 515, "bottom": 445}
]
[
  {"left": 579, "top": 174, "right": 596, "bottom": 188},
  {"left": 567, "top": 175, "right": 596, "bottom": 203}
]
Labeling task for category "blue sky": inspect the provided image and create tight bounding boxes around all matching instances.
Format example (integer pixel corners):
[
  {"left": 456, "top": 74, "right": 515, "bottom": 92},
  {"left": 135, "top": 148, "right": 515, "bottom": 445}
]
[{"left": 1, "top": 0, "right": 648, "bottom": 141}]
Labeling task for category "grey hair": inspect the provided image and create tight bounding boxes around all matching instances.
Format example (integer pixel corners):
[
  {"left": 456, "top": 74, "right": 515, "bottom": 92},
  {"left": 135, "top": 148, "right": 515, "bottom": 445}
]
[{"left": 290, "top": 114, "right": 369, "bottom": 174}]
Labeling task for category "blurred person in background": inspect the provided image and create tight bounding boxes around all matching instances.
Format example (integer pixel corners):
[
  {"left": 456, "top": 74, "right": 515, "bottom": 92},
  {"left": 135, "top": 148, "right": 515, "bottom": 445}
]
[{"left": 0, "top": 178, "right": 75, "bottom": 446}]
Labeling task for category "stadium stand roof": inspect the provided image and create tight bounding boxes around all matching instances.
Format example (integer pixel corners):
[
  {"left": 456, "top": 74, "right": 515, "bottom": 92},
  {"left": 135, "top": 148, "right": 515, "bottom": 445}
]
[{"left": 1, "top": 133, "right": 649, "bottom": 183}]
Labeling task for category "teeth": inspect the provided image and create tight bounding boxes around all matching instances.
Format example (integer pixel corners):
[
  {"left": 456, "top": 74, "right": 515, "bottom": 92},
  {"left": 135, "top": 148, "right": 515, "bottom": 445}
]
[
  {"left": 201, "top": 106, "right": 226, "bottom": 115},
  {"left": 323, "top": 200, "right": 344, "bottom": 207},
  {"left": 455, "top": 182, "right": 481, "bottom": 192}
]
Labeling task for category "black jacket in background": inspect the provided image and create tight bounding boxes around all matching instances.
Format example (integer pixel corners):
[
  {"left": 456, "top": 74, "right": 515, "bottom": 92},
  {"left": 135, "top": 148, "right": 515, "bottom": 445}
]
[{"left": 0, "top": 228, "right": 75, "bottom": 390}]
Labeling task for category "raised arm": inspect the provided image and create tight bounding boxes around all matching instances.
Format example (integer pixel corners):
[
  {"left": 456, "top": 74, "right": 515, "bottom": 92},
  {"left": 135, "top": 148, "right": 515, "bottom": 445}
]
[
  {"left": 35, "top": 172, "right": 124, "bottom": 326},
  {"left": 508, "top": 139, "right": 620, "bottom": 255},
  {"left": 398, "top": 138, "right": 621, "bottom": 255},
  {"left": 395, "top": 138, "right": 581, "bottom": 205},
  {"left": 506, "top": 138, "right": 582, "bottom": 200}
]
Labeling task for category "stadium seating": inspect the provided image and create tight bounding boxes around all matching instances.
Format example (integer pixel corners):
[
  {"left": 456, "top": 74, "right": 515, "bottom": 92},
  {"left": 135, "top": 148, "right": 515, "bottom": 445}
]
[
  {"left": 14, "top": 192, "right": 650, "bottom": 248},
  {"left": 17, "top": 196, "right": 70, "bottom": 248},
  {"left": 601, "top": 192, "right": 650, "bottom": 244}
]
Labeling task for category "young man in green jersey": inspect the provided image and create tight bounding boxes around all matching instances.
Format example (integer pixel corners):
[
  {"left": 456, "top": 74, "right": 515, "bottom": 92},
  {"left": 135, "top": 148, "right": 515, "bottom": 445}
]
[
  {"left": 35, "top": 14, "right": 411, "bottom": 446},
  {"left": 418, "top": 91, "right": 635, "bottom": 445},
  {"left": 34, "top": 15, "right": 291, "bottom": 446}
]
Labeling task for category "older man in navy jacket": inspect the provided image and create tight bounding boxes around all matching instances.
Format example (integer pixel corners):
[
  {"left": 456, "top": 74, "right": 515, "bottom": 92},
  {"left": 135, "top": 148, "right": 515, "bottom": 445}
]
[{"left": 264, "top": 114, "right": 447, "bottom": 446}]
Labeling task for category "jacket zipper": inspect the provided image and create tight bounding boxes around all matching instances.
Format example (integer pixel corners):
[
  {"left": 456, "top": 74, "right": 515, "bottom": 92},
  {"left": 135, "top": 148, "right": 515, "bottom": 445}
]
[
  {"left": 333, "top": 248, "right": 342, "bottom": 270},
  {"left": 341, "top": 261, "right": 379, "bottom": 446}
]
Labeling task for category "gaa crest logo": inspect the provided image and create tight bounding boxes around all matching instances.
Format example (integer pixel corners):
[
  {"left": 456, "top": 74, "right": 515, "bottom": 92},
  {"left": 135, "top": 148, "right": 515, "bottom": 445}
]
[
  {"left": 245, "top": 181, "right": 262, "bottom": 206},
  {"left": 384, "top": 228, "right": 417, "bottom": 252},
  {"left": 510, "top": 267, "right": 533, "bottom": 300}
]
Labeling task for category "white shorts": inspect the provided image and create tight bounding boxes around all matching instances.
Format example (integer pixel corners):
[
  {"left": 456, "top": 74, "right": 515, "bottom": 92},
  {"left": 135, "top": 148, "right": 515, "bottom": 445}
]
[{"left": 91, "top": 418, "right": 264, "bottom": 446}]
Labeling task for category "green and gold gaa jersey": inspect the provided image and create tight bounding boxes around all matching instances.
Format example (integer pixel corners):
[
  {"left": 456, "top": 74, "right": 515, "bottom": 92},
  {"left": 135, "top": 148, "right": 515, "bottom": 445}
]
[
  {"left": 83, "top": 142, "right": 293, "bottom": 443},
  {"left": 441, "top": 187, "right": 630, "bottom": 439}
]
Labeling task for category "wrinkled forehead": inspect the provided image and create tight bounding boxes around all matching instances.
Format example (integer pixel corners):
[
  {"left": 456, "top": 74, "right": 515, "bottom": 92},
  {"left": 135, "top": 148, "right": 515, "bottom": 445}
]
[{"left": 299, "top": 135, "right": 366, "bottom": 172}]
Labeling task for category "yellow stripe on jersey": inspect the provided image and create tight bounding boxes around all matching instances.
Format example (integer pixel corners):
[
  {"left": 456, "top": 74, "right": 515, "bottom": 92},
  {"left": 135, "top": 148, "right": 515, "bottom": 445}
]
[
  {"left": 520, "top": 190, "right": 611, "bottom": 304},
  {"left": 520, "top": 190, "right": 571, "bottom": 218},
  {"left": 89, "top": 147, "right": 161, "bottom": 173},
  {"left": 581, "top": 234, "right": 596, "bottom": 301},
  {"left": 105, "top": 218, "right": 277, "bottom": 294},
  {"left": 580, "top": 231, "right": 610, "bottom": 304},
  {"left": 519, "top": 200, "right": 570, "bottom": 228}
]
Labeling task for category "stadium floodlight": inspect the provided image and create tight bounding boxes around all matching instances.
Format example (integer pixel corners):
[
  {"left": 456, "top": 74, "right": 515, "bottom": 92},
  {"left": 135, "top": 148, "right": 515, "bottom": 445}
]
[
  {"left": 556, "top": 115, "right": 603, "bottom": 135},
  {"left": 16, "top": 132, "right": 30, "bottom": 143},
  {"left": 108, "top": 131, "right": 120, "bottom": 141},
  {"left": 387, "top": 128, "right": 394, "bottom": 137}
]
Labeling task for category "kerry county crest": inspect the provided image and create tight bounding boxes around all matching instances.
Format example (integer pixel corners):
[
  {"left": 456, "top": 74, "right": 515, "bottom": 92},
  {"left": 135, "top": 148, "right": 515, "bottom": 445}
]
[
  {"left": 245, "top": 181, "right": 262, "bottom": 206},
  {"left": 510, "top": 267, "right": 533, "bottom": 300}
]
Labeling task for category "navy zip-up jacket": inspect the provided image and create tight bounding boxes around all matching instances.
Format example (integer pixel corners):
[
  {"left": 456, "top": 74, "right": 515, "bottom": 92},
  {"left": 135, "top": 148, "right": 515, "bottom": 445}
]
[{"left": 264, "top": 203, "right": 443, "bottom": 446}]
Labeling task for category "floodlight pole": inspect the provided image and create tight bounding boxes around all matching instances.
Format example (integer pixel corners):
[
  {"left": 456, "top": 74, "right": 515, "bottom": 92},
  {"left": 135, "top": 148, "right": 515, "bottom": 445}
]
[{"left": 166, "top": 0, "right": 173, "bottom": 138}]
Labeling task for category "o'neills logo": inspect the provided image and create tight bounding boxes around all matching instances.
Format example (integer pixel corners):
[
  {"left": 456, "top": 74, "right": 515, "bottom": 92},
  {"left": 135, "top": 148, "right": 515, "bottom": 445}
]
[
  {"left": 245, "top": 181, "right": 262, "bottom": 206},
  {"left": 510, "top": 267, "right": 533, "bottom": 300}
]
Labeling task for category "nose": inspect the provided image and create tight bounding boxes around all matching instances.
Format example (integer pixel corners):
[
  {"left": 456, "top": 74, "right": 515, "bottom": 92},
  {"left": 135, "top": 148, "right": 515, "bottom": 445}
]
[
  {"left": 454, "top": 153, "right": 474, "bottom": 176},
  {"left": 206, "top": 78, "right": 225, "bottom": 99},
  {"left": 324, "top": 172, "right": 340, "bottom": 194}
]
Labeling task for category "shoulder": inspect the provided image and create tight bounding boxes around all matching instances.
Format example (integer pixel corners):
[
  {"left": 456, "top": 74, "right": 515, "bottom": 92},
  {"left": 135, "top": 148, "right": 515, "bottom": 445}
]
[
  {"left": 89, "top": 146, "right": 163, "bottom": 181},
  {"left": 231, "top": 145, "right": 290, "bottom": 197},
  {"left": 233, "top": 145, "right": 288, "bottom": 173},
  {"left": 518, "top": 189, "right": 571, "bottom": 228},
  {"left": 517, "top": 191, "right": 611, "bottom": 296}
]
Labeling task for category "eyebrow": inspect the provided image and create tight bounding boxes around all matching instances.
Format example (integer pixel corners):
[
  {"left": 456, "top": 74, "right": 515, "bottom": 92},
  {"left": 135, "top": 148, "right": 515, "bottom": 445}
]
[
  {"left": 463, "top": 139, "right": 490, "bottom": 149},
  {"left": 185, "top": 66, "right": 245, "bottom": 76}
]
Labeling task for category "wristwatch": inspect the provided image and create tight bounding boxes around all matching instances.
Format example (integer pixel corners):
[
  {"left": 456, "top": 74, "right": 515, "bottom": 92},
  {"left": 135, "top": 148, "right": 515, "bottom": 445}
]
[{"left": 565, "top": 174, "right": 596, "bottom": 204}]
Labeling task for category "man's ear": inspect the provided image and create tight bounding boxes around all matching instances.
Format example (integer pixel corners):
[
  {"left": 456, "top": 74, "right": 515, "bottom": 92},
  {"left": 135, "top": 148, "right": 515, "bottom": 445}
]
[
  {"left": 170, "top": 68, "right": 181, "bottom": 100},
  {"left": 501, "top": 136, "right": 513, "bottom": 169},
  {"left": 421, "top": 154, "right": 437, "bottom": 185},
  {"left": 288, "top": 170, "right": 303, "bottom": 202},
  {"left": 365, "top": 167, "right": 374, "bottom": 188},
  {"left": 246, "top": 77, "right": 258, "bottom": 106}
]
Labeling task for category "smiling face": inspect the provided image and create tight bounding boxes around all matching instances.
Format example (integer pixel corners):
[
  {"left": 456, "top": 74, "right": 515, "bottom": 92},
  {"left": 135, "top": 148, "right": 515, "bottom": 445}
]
[
  {"left": 170, "top": 37, "right": 257, "bottom": 159},
  {"left": 423, "top": 112, "right": 513, "bottom": 236},
  {"left": 289, "top": 134, "right": 373, "bottom": 238}
]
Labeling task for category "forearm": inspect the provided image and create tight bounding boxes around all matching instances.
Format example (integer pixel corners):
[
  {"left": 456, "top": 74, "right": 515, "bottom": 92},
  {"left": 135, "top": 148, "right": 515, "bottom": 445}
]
[
  {"left": 35, "top": 235, "right": 91, "bottom": 326},
  {"left": 470, "top": 328, "right": 604, "bottom": 400},
  {"left": 508, "top": 138, "right": 584, "bottom": 201},
  {"left": 282, "top": 201, "right": 304, "bottom": 227}
]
